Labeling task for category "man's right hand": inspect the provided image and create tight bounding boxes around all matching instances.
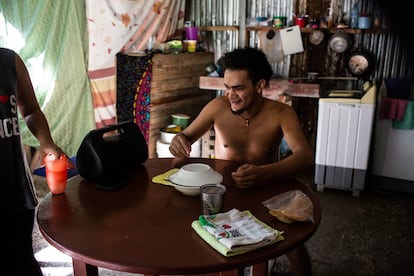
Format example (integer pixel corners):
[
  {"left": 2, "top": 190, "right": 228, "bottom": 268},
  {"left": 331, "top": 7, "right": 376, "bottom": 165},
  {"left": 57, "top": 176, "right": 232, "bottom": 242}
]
[{"left": 169, "top": 133, "right": 191, "bottom": 158}]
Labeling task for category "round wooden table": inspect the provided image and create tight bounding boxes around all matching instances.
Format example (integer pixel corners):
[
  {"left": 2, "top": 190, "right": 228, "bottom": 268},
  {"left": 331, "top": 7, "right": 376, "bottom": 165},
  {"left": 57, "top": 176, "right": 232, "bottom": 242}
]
[{"left": 37, "top": 158, "right": 321, "bottom": 276}]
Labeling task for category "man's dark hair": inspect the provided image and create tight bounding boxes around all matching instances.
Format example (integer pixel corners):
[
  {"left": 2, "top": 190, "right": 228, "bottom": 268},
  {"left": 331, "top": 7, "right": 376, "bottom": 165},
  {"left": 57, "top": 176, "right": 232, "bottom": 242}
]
[{"left": 223, "top": 47, "right": 273, "bottom": 87}]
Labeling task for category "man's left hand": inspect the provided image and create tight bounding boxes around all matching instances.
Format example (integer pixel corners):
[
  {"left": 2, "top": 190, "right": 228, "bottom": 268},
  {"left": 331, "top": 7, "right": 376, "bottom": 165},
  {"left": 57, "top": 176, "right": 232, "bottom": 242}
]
[{"left": 231, "top": 164, "right": 262, "bottom": 188}]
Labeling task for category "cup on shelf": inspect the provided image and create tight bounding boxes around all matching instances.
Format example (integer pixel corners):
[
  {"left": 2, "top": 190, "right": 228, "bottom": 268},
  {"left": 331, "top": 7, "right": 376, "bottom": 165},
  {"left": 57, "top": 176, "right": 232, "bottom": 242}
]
[
  {"left": 273, "top": 16, "right": 286, "bottom": 27},
  {"left": 358, "top": 16, "right": 372, "bottom": 29},
  {"left": 185, "top": 26, "right": 198, "bottom": 40},
  {"left": 184, "top": 40, "right": 197, "bottom": 53},
  {"left": 171, "top": 113, "right": 190, "bottom": 128},
  {"left": 294, "top": 17, "right": 307, "bottom": 27}
]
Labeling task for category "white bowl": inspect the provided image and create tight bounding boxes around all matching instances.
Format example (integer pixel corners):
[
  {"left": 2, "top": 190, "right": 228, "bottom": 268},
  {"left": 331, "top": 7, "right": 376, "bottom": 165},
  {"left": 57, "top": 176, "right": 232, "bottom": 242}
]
[
  {"left": 170, "top": 183, "right": 204, "bottom": 196},
  {"left": 160, "top": 126, "right": 178, "bottom": 144},
  {"left": 168, "top": 163, "right": 223, "bottom": 195}
]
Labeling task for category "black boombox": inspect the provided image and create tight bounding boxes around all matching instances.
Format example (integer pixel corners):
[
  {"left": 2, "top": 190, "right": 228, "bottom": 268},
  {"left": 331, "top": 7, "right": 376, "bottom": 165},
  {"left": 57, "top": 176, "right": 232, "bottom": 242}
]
[{"left": 76, "top": 121, "right": 148, "bottom": 190}]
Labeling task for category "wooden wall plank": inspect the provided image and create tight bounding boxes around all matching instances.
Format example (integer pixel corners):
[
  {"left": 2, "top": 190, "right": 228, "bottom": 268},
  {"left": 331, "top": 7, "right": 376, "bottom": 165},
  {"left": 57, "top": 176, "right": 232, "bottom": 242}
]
[{"left": 147, "top": 52, "right": 215, "bottom": 158}]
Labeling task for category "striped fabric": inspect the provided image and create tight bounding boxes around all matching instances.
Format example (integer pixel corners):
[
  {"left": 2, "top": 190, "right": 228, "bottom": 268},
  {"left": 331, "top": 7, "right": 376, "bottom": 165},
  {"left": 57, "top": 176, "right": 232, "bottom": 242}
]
[{"left": 86, "top": 0, "right": 185, "bottom": 128}]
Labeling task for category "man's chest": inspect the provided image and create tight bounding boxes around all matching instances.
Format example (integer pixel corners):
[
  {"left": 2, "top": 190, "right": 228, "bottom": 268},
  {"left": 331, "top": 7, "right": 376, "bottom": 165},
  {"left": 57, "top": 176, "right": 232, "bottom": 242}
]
[{"left": 213, "top": 125, "right": 281, "bottom": 161}]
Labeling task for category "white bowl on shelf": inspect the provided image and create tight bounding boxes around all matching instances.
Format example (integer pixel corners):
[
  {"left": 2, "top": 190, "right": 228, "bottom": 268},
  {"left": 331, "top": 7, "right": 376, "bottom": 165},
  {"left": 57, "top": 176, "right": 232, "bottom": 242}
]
[
  {"left": 156, "top": 138, "right": 202, "bottom": 158},
  {"left": 168, "top": 163, "right": 223, "bottom": 195},
  {"left": 160, "top": 125, "right": 179, "bottom": 144}
]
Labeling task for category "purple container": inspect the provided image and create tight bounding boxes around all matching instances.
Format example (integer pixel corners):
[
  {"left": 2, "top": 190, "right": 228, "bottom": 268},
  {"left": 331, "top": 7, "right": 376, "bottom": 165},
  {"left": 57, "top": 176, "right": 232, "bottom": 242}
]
[{"left": 185, "top": 26, "right": 198, "bottom": 40}]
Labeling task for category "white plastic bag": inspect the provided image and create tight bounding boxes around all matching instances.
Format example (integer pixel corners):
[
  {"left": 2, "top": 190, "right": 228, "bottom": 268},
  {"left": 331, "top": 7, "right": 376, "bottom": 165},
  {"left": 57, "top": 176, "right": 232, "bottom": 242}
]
[{"left": 262, "top": 190, "right": 314, "bottom": 224}]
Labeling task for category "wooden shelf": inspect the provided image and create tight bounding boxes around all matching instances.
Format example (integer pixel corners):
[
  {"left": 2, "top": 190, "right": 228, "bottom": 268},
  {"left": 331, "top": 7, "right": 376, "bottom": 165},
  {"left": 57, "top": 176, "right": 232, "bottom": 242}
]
[
  {"left": 199, "top": 76, "right": 320, "bottom": 98},
  {"left": 198, "top": 26, "right": 239, "bottom": 32},
  {"left": 201, "top": 25, "right": 390, "bottom": 34},
  {"left": 198, "top": 25, "right": 389, "bottom": 48},
  {"left": 245, "top": 26, "right": 390, "bottom": 34},
  {"left": 117, "top": 52, "right": 215, "bottom": 158}
]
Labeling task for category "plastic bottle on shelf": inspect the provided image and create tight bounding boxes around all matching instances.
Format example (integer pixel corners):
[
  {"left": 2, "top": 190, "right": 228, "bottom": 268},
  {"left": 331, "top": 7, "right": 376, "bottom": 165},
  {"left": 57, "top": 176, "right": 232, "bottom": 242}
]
[
  {"left": 350, "top": 2, "right": 359, "bottom": 28},
  {"left": 374, "top": 9, "right": 382, "bottom": 29},
  {"left": 326, "top": 8, "right": 333, "bottom": 28}
]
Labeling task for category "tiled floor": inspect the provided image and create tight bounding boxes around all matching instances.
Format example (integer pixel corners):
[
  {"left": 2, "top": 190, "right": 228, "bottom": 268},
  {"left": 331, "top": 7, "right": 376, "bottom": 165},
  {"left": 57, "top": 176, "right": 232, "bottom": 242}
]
[{"left": 32, "top": 172, "right": 414, "bottom": 276}]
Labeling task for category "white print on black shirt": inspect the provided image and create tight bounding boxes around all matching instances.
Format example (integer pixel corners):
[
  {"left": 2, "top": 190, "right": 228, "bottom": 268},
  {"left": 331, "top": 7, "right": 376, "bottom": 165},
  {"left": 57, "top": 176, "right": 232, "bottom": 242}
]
[{"left": 0, "top": 94, "right": 20, "bottom": 138}]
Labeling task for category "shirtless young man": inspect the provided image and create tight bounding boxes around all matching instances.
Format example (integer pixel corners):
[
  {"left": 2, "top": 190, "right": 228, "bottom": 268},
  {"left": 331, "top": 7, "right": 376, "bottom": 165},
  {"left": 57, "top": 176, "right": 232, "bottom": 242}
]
[{"left": 169, "top": 47, "right": 314, "bottom": 275}]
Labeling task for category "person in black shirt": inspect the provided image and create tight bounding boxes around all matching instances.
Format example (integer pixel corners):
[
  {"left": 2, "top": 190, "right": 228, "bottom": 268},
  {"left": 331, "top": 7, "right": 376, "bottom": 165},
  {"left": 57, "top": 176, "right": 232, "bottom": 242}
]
[{"left": 1, "top": 47, "right": 71, "bottom": 275}]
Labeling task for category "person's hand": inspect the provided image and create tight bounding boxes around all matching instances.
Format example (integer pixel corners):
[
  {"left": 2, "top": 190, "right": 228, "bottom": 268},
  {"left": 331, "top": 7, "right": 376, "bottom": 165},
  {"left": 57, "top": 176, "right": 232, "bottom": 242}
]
[
  {"left": 231, "top": 164, "right": 262, "bottom": 188},
  {"left": 39, "top": 143, "right": 74, "bottom": 169},
  {"left": 171, "top": 157, "right": 188, "bottom": 168},
  {"left": 169, "top": 133, "right": 191, "bottom": 158}
]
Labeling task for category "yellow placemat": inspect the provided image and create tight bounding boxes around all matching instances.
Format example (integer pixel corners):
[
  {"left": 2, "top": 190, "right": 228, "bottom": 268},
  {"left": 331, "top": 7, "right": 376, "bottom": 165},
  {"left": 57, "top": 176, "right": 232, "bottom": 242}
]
[{"left": 152, "top": 168, "right": 179, "bottom": 186}]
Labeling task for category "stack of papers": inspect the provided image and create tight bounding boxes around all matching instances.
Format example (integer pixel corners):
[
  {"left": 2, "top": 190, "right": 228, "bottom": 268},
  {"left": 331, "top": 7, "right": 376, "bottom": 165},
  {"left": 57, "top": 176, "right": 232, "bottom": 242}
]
[{"left": 191, "top": 208, "right": 284, "bottom": 257}]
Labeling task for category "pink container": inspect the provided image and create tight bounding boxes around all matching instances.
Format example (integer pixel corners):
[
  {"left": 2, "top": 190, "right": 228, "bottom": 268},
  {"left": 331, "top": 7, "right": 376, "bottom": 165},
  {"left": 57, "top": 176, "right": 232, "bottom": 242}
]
[{"left": 185, "top": 26, "right": 198, "bottom": 40}]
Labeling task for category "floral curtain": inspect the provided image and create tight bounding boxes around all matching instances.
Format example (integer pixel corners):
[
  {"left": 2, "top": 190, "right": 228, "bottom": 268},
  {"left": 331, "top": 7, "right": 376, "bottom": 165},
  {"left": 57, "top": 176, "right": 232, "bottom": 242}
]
[{"left": 86, "top": 0, "right": 185, "bottom": 128}]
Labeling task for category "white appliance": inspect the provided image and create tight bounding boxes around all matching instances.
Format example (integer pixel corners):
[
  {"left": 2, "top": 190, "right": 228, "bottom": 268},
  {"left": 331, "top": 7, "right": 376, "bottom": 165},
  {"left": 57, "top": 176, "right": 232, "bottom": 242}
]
[{"left": 314, "top": 85, "right": 376, "bottom": 196}]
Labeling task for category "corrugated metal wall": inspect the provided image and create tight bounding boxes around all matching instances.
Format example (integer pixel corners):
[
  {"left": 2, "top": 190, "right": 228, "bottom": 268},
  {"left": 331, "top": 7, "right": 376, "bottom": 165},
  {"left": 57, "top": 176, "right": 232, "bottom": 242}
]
[
  {"left": 189, "top": 0, "right": 240, "bottom": 62},
  {"left": 360, "top": 33, "right": 413, "bottom": 80},
  {"left": 189, "top": 0, "right": 294, "bottom": 77},
  {"left": 189, "top": 0, "right": 413, "bottom": 83},
  {"left": 246, "top": 0, "right": 294, "bottom": 78}
]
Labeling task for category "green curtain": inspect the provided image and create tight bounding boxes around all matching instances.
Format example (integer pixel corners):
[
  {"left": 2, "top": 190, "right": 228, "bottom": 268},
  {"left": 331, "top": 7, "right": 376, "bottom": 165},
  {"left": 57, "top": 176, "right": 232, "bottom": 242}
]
[{"left": 0, "top": 0, "right": 95, "bottom": 157}]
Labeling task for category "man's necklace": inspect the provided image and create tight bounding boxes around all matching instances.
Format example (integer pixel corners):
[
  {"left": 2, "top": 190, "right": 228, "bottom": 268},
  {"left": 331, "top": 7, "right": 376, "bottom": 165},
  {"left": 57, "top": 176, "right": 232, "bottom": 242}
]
[
  {"left": 231, "top": 98, "right": 264, "bottom": 127},
  {"left": 238, "top": 108, "right": 261, "bottom": 126}
]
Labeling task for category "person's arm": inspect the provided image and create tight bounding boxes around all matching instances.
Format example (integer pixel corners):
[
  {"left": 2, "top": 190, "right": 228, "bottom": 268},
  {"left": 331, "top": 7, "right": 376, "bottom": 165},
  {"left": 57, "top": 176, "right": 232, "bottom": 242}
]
[
  {"left": 169, "top": 97, "right": 221, "bottom": 158},
  {"left": 263, "top": 105, "right": 314, "bottom": 177},
  {"left": 15, "top": 54, "right": 64, "bottom": 161}
]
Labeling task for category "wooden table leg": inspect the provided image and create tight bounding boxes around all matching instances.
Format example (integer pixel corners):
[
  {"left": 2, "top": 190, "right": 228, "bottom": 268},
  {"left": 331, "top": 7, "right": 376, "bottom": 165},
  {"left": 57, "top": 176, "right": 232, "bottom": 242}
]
[
  {"left": 251, "top": 262, "right": 268, "bottom": 276},
  {"left": 72, "top": 259, "right": 98, "bottom": 276},
  {"left": 218, "top": 262, "right": 268, "bottom": 276},
  {"left": 219, "top": 269, "right": 240, "bottom": 276}
]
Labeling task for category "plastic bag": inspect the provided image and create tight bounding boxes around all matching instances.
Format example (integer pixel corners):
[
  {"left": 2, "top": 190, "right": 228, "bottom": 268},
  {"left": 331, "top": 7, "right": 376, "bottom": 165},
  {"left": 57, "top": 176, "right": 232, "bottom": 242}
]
[{"left": 262, "top": 190, "right": 314, "bottom": 224}]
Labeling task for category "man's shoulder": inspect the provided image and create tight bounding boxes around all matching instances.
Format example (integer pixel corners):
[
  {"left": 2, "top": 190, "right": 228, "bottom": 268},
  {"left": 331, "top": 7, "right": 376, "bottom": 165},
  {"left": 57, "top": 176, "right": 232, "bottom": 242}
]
[
  {"left": 207, "top": 96, "right": 229, "bottom": 108},
  {"left": 264, "top": 98, "right": 292, "bottom": 112}
]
